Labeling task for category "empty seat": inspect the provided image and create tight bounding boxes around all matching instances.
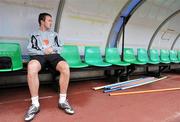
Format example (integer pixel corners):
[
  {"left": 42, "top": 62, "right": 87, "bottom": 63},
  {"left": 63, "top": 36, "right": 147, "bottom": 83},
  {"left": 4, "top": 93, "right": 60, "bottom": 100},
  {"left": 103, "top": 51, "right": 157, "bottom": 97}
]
[
  {"left": 124, "top": 48, "right": 146, "bottom": 65},
  {"left": 169, "top": 50, "right": 179, "bottom": 63},
  {"left": 85, "top": 46, "right": 111, "bottom": 67},
  {"left": 178, "top": 51, "right": 180, "bottom": 61},
  {"left": 160, "top": 49, "right": 170, "bottom": 64},
  {"left": 0, "top": 43, "right": 23, "bottom": 72},
  {"left": 137, "top": 48, "right": 149, "bottom": 64},
  {"left": 60, "top": 45, "right": 88, "bottom": 68},
  {"left": 148, "top": 49, "right": 160, "bottom": 64},
  {"left": 105, "top": 48, "right": 130, "bottom": 66}
]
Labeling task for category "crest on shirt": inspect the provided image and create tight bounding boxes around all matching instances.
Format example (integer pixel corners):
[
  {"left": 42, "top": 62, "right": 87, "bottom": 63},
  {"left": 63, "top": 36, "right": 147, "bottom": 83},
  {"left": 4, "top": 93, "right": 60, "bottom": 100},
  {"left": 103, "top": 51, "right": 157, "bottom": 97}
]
[{"left": 43, "top": 39, "right": 49, "bottom": 45}]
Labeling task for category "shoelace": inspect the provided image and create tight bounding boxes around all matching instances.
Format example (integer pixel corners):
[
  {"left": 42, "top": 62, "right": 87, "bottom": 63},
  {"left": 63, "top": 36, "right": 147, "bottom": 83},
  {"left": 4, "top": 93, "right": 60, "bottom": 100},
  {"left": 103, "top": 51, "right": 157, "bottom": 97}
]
[{"left": 27, "top": 105, "right": 37, "bottom": 114}]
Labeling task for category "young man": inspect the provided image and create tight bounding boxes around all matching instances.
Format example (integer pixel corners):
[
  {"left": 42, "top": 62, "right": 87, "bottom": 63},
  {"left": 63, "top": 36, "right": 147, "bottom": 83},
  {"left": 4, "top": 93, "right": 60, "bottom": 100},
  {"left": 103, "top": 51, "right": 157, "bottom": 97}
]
[{"left": 24, "top": 13, "right": 74, "bottom": 121}]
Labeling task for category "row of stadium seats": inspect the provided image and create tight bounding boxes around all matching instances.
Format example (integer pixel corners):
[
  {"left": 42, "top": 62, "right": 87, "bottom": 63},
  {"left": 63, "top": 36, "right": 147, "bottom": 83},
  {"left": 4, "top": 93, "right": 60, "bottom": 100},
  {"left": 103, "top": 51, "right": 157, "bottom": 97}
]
[
  {"left": 0, "top": 43, "right": 180, "bottom": 72},
  {"left": 61, "top": 45, "right": 180, "bottom": 68}
]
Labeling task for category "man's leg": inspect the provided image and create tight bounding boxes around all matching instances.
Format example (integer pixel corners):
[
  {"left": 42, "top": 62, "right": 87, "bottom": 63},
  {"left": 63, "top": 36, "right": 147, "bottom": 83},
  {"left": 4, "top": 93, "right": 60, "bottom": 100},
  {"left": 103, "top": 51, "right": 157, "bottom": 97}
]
[
  {"left": 56, "top": 61, "right": 70, "bottom": 94},
  {"left": 27, "top": 60, "right": 41, "bottom": 98},
  {"left": 24, "top": 59, "right": 42, "bottom": 121},
  {"left": 56, "top": 61, "right": 74, "bottom": 115}
]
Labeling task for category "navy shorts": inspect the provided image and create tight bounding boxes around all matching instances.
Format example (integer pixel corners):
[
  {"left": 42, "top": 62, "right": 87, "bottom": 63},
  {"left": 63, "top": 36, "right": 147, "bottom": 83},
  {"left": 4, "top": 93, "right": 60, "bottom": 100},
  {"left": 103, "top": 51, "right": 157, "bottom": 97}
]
[{"left": 30, "top": 54, "right": 65, "bottom": 70}]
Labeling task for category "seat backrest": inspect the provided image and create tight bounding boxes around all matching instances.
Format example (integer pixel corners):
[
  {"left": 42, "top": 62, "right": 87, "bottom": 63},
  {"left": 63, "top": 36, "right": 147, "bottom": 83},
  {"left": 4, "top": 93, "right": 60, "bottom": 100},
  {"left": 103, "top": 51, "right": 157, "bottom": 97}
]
[
  {"left": 149, "top": 49, "right": 159, "bottom": 62},
  {"left": 0, "top": 42, "right": 23, "bottom": 72},
  {"left": 178, "top": 50, "right": 180, "bottom": 60},
  {"left": 137, "top": 48, "right": 149, "bottom": 63},
  {"left": 60, "top": 45, "right": 82, "bottom": 64},
  {"left": 169, "top": 50, "right": 178, "bottom": 61},
  {"left": 124, "top": 48, "right": 136, "bottom": 62},
  {"left": 85, "top": 46, "right": 103, "bottom": 63},
  {"left": 160, "top": 49, "right": 170, "bottom": 62},
  {"left": 105, "top": 48, "right": 121, "bottom": 62}
]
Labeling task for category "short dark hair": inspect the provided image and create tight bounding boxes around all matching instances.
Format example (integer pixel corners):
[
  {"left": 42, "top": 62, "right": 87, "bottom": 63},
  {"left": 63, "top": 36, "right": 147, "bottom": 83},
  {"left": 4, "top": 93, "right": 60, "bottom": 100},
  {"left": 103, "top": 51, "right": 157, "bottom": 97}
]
[{"left": 38, "top": 13, "right": 52, "bottom": 25}]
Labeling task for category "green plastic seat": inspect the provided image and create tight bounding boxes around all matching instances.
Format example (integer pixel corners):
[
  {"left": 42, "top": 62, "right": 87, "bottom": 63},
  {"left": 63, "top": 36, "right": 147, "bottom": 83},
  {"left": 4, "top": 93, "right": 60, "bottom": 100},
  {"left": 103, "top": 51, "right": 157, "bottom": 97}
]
[
  {"left": 0, "top": 43, "right": 23, "bottom": 72},
  {"left": 178, "top": 51, "right": 180, "bottom": 61},
  {"left": 124, "top": 48, "right": 146, "bottom": 65},
  {"left": 85, "top": 46, "right": 112, "bottom": 67},
  {"left": 105, "top": 48, "right": 130, "bottom": 66},
  {"left": 137, "top": 48, "right": 149, "bottom": 64},
  {"left": 169, "top": 50, "right": 179, "bottom": 63},
  {"left": 160, "top": 49, "right": 170, "bottom": 64},
  {"left": 60, "top": 45, "right": 89, "bottom": 68},
  {"left": 148, "top": 49, "right": 160, "bottom": 64}
]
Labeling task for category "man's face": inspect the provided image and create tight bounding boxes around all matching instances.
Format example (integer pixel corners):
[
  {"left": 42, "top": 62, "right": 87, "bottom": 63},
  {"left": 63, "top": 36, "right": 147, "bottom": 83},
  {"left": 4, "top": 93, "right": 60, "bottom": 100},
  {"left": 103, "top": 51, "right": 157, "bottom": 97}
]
[{"left": 42, "top": 16, "right": 52, "bottom": 30}]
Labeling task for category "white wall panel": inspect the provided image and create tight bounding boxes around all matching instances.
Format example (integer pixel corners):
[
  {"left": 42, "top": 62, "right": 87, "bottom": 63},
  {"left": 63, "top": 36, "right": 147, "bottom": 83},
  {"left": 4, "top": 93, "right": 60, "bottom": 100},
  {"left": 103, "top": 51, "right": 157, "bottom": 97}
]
[
  {"left": 122, "top": 0, "right": 180, "bottom": 52},
  {"left": 59, "top": 0, "right": 127, "bottom": 54}
]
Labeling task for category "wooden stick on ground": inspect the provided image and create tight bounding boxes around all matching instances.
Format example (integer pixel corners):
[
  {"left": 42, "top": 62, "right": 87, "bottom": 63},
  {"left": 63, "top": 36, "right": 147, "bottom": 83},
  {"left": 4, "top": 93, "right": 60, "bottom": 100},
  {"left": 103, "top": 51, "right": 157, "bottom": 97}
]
[{"left": 109, "top": 87, "right": 180, "bottom": 96}]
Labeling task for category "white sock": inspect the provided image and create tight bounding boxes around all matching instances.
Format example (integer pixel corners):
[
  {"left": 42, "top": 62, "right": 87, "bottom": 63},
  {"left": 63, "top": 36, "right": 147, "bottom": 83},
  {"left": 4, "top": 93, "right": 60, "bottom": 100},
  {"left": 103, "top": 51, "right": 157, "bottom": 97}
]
[
  {"left": 59, "top": 94, "right": 67, "bottom": 104},
  {"left": 31, "top": 96, "right": 40, "bottom": 107}
]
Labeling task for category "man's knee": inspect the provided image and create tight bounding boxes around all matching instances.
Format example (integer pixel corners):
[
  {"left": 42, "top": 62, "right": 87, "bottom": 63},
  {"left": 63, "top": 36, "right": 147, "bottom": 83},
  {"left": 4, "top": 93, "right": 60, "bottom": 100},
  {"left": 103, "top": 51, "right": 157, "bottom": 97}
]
[
  {"left": 56, "top": 61, "right": 70, "bottom": 74},
  {"left": 28, "top": 60, "right": 41, "bottom": 74}
]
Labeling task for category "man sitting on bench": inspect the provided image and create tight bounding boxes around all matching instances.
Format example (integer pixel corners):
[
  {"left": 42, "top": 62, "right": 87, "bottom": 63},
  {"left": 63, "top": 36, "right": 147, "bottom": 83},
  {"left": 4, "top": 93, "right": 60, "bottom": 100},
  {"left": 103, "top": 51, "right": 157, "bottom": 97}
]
[{"left": 24, "top": 13, "right": 74, "bottom": 121}]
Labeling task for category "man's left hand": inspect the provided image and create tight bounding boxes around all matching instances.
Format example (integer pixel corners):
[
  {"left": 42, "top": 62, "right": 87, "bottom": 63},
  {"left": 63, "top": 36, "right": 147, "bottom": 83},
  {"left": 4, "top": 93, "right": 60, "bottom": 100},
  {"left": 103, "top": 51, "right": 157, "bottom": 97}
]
[{"left": 44, "top": 47, "right": 54, "bottom": 54}]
